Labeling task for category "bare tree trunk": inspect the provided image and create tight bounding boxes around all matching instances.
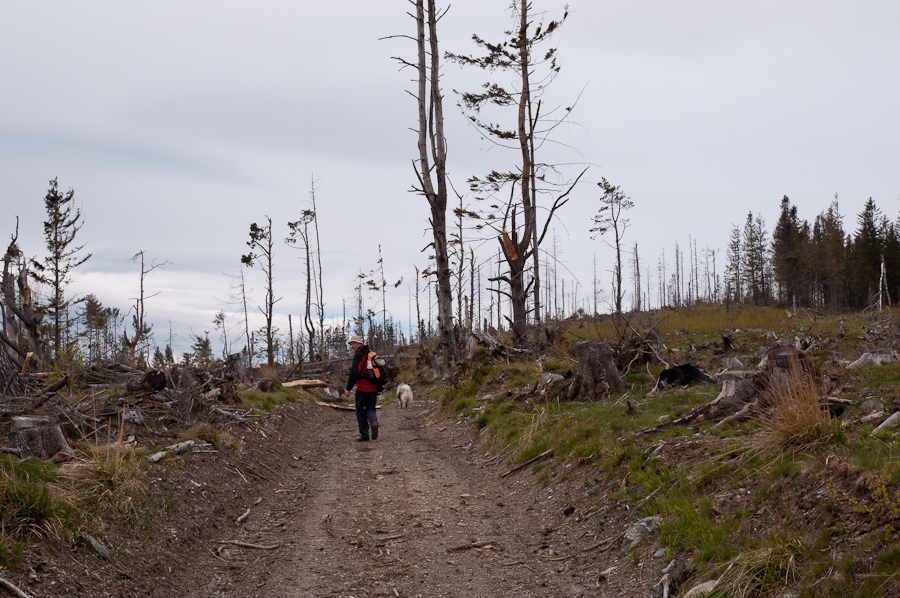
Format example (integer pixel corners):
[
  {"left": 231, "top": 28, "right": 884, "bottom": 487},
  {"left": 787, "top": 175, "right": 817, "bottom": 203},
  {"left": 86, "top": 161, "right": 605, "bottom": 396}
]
[
  {"left": 241, "top": 269, "right": 253, "bottom": 368},
  {"left": 1, "top": 229, "right": 21, "bottom": 356},
  {"left": 17, "top": 267, "right": 44, "bottom": 370},
  {"left": 310, "top": 177, "right": 327, "bottom": 361},
  {"left": 414, "top": 0, "right": 457, "bottom": 374},
  {"left": 0, "top": 340, "right": 24, "bottom": 396}
]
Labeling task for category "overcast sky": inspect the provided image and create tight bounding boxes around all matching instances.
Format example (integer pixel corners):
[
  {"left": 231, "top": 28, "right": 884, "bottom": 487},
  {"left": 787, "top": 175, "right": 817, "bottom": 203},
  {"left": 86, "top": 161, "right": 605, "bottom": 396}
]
[{"left": 2, "top": 1, "right": 899, "bottom": 356}]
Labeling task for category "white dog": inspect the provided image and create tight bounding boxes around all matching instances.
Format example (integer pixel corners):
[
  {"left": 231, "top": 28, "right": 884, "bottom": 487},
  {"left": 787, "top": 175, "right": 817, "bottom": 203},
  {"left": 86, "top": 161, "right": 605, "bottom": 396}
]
[{"left": 396, "top": 383, "right": 414, "bottom": 409}]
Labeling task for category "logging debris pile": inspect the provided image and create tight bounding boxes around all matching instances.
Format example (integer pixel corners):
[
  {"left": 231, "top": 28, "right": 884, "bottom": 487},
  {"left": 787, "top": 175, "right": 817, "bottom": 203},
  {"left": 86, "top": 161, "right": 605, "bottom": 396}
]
[{"left": 0, "top": 355, "right": 348, "bottom": 461}]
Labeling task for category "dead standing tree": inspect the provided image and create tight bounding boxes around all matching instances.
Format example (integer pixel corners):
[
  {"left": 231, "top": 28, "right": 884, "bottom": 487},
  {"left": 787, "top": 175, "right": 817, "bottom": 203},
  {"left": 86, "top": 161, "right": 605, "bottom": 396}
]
[
  {"left": 287, "top": 209, "right": 316, "bottom": 362},
  {"left": 308, "top": 176, "right": 328, "bottom": 361},
  {"left": 590, "top": 178, "right": 632, "bottom": 317},
  {"left": 447, "top": 0, "right": 586, "bottom": 349},
  {"left": 1, "top": 222, "right": 45, "bottom": 370},
  {"left": 388, "top": 0, "right": 457, "bottom": 375},
  {"left": 242, "top": 216, "right": 280, "bottom": 368},
  {"left": 123, "top": 251, "right": 168, "bottom": 367}
]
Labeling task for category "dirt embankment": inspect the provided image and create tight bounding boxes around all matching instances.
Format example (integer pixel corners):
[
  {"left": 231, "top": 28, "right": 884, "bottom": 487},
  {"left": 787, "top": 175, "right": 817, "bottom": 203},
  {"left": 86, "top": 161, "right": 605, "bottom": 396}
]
[{"left": 12, "top": 397, "right": 663, "bottom": 598}]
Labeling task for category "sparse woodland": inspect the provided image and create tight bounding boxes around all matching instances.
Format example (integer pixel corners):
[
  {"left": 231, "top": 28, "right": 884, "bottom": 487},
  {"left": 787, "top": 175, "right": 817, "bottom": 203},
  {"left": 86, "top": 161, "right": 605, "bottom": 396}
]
[{"left": 6, "top": 2, "right": 900, "bottom": 596}]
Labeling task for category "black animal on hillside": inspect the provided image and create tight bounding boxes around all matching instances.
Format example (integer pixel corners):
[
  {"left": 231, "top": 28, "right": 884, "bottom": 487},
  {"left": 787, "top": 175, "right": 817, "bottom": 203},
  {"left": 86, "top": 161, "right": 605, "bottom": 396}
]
[{"left": 657, "top": 364, "right": 716, "bottom": 389}]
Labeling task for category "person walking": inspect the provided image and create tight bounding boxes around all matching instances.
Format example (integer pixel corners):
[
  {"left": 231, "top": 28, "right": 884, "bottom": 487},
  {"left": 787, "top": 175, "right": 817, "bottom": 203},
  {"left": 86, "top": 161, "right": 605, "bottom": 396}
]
[{"left": 344, "top": 334, "right": 379, "bottom": 441}]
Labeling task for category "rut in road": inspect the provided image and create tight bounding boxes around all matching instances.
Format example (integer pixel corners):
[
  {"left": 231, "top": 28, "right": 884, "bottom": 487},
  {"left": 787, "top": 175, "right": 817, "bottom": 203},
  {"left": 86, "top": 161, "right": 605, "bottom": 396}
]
[{"left": 200, "top": 399, "right": 638, "bottom": 598}]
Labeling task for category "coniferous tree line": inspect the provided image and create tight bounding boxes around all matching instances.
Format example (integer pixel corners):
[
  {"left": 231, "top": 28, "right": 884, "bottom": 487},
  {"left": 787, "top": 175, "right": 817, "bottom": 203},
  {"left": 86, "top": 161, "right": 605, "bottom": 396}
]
[{"left": 725, "top": 195, "right": 898, "bottom": 312}]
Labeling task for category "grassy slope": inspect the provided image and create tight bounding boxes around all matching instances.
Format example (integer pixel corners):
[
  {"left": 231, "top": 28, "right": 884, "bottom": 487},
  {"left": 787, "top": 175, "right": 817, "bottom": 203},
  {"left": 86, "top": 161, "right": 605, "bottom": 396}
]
[{"left": 417, "top": 305, "right": 900, "bottom": 597}]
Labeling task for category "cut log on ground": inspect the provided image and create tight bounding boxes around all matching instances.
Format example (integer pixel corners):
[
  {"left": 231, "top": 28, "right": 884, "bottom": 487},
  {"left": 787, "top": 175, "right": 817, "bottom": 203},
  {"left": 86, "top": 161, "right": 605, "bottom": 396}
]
[
  {"left": 466, "top": 331, "right": 529, "bottom": 358},
  {"left": 282, "top": 379, "right": 329, "bottom": 388},
  {"left": 848, "top": 349, "right": 897, "bottom": 369},
  {"left": 871, "top": 411, "right": 900, "bottom": 436},
  {"left": 147, "top": 440, "right": 197, "bottom": 463}
]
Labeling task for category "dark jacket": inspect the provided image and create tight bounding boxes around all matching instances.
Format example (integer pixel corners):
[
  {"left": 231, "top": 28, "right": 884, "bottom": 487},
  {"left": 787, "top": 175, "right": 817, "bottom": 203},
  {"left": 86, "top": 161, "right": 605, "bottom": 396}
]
[{"left": 346, "top": 344, "right": 377, "bottom": 393}]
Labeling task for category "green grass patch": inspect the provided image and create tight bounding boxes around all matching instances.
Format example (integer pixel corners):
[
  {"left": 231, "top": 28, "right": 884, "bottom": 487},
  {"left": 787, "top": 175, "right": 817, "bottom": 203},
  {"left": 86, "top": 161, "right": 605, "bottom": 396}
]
[
  {"left": 0, "top": 456, "right": 67, "bottom": 545},
  {"left": 654, "top": 495, "right": 738, "bottom": 564},
  {"left": 238, "top": 387, "right": 299, "bottom": 412},
  {"left": 847, "top": 436, "right": 900, "bottom": 473}
]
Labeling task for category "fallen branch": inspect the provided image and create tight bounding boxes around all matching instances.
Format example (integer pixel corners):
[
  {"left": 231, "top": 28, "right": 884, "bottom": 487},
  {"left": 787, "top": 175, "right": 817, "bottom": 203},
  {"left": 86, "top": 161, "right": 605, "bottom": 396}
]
[
  {"left": 872, "top": 411, "right": 900, "bottom": 436},
  {"left": 372, "top": 560, "right": 404, "bottom": 567},
  {"left": 500, "top": 449, "right": 553, "bottom": 478},
  {"left": 236, "top": 508, "right": 251, "bottom": 524},
  {"left": 711, "top": 398, "right": 758, "bottom": 430},
  {"left": 316, "top": 401, "right": 382, "bottom": 411},
  {"left": 147, "top": 440, "right": 196, "bottom": 463},
  {"left": 0, "top": 576, "right": 31, "bottom": 598},
  {"left": 218, "top": 540, "right": 280, "bottom": 550},
  {"left": 651, "top": 558, "right": 688, "bottom": 598},
  {"left": 282, "top": 379, "right": 329, "bottom": 388},
  {"left": 547, "top": 527, "right": 630, "bottom": 562},
  {"left": 449, "top": 540, "right": 494, "bottom": 551}
]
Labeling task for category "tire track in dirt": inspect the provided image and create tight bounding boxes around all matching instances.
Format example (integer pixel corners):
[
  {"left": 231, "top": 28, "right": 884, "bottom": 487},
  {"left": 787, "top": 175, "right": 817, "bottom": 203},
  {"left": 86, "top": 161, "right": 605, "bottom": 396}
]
[{"left": 188, "top": 399, "right": 635, "bottom": 597}]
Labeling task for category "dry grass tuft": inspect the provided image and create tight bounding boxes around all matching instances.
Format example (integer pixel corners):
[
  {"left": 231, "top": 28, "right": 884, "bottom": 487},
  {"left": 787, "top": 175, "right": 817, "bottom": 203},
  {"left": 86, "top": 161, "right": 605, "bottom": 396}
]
[
  {"left": 756, "top": 359, "right": 838, "bottom": 451},
  {"left": 58, "top": 441, "right": 147, "bottom": 521},
  {"left": 520, "top": 407, "right": 549, "bottom": 449},
  {"left": 257, "top": 364, "right": 279, "bottom": 381},
  {"left": 716, "top": 538, "right": 802, "bottom": 598}
]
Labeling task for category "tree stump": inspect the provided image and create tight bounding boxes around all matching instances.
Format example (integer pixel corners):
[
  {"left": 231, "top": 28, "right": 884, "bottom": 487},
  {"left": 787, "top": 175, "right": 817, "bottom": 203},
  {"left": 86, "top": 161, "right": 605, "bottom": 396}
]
[
  {"left": 224, "top": 353, "right": 247, "bottom": 382},
  {"left": 9, "top": 416, "right": 75, "bottom": 461},
  {"left": 568, "top": 340, "right": 625, "bottom": 400}
]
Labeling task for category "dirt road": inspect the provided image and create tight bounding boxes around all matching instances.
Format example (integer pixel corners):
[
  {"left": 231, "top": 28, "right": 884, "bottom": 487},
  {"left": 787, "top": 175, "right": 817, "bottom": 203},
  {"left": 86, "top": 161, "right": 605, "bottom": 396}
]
[
  {"left": 28, "top": 397, "right": 655, "bottom": 597},
  {"left": 163, "top": 397, "right": 655, "bottom": 598}
]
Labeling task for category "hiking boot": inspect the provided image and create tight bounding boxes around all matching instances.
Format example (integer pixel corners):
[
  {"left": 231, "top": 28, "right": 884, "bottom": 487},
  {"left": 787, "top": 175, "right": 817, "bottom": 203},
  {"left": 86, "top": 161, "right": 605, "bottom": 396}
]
[
  {"left": 356, "top": 435, "right": 369, "bottom": 442},
  {"left": 371, "top": 422, "right": 379, "bottom": 440}
]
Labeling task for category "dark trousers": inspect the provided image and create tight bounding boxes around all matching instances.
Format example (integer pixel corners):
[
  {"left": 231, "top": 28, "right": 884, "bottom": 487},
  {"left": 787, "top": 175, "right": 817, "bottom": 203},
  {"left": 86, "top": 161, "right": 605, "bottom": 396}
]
[{"left": 355, "top": 390, "right": 378, "bottom": 438}]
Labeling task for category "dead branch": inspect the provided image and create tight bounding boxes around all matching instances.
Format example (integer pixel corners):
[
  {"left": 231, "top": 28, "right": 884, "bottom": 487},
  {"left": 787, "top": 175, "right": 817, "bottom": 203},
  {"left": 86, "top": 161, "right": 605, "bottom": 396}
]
[
  {"left": 449, "top": 540, "right": 495, "bottom": 551},
  {"left": 0, "top": 576, "right": 31, "bottom": 598},
  {"left": 547, "top": 527, "right": 630, "bottom": 561},
  {"left": 710, "top": 398, "right": 759, "bottom": 430},
  {"left": 500, "top": 449, "right": 552, "bottom": 478},
  {"left": 218, "top": 540, "right": 280, "bottom": 550}
]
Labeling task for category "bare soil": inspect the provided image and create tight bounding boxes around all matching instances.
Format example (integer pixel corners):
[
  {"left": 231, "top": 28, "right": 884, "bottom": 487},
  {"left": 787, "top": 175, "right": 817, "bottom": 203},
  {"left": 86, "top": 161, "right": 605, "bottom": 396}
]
[{"left": 8, "top": 396, "right": 677, "bottom": 598}]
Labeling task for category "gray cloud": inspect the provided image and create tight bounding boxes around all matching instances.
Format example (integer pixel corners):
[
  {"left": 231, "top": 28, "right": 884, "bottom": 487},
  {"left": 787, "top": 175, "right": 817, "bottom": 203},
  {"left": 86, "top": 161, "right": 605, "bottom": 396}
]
[{"left": 3, "top": 0, "right": 899, "bottom": 355}]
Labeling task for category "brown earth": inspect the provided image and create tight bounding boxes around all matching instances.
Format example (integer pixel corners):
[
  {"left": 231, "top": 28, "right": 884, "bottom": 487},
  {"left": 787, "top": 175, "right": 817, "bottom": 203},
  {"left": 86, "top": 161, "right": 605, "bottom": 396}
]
[{"left": 6, "top": 395, "right": 685, "bottom": 598}]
